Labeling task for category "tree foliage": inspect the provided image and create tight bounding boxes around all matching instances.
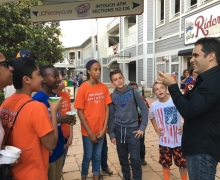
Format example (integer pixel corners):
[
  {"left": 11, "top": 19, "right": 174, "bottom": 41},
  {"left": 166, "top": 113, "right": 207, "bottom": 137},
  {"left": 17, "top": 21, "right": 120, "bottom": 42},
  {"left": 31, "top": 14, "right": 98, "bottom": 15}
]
[{"left": 0, "top": 0, "right": 64, "bottom": 65}]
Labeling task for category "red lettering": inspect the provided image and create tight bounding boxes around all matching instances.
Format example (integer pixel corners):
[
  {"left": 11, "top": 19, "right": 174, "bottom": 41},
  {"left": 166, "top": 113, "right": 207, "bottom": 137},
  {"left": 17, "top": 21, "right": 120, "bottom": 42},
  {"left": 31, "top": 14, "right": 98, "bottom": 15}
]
[
  {"left": 194, "top": 16, "right": 208, "bottom": 38},
  {"left": 217, "top": 16, "right": 220, "bottom": 23},
  {"left": 205, "top": 15, "right": 212, "bottom": 29},
  {"left": 212, "top": 18, "right": 217, "bottom": 25}
]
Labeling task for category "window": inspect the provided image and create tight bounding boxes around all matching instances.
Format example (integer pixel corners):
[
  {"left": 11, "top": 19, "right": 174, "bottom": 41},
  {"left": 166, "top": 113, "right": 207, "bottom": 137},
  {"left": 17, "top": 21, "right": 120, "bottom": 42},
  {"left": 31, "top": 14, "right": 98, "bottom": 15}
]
[
  {"left": 171, "top": 55, "right": 179, "bottom": 62},
  {"left": 78, "top": 51, "right": 81, "bottom": 59},
  {"left": 161, "top": 0, "right": 164, "bottom": 21},
  {"left": 69, "top": 52, "right": 75, "bottom": 60},
  {"left": 170, "top": 0, "right": 180, "bottom": 19},
  {"left": 95, "top": 36, "right": 98, "bottom": 50},
  {"left": 156, "top": 0, "right": 165, "bottom": 25},
  {"left": 175, "top": 0, "right": 180, "bottom": 13},
  {"left": 124, "top": 15, "right": 136, "bottom": 46},
  {"left": 108, "top": 36, "right": 119, "bottom": 47},
  {"left": 185, "top": 0, "right": 197, "bottom": 12},
  {"left": 191, "top": 0, "right": 197, "bottom": 6}
]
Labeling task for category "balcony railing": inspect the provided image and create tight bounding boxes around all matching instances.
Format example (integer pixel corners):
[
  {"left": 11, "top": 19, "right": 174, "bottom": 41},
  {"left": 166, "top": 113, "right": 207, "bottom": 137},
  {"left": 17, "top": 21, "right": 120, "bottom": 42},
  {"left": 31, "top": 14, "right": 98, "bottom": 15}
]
[
  {"left": 126, "top": 32, "right": 136, "bottom": 47},
  {"left": 54, "top": 58, "right": 76, "bottom": 67}
]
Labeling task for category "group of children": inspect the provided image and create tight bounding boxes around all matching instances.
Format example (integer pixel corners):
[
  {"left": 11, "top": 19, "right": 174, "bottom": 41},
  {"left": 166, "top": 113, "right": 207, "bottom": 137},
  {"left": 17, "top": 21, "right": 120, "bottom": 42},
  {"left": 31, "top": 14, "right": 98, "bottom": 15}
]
[
  {"left": 0, "top": 57, "right": 74, "bottom": 180},
  {"left": 0, "top": 57, "right": 187, "bottom": 180},
  {"left": 74, "top": 59, "right": 188, "bottom": 180}
]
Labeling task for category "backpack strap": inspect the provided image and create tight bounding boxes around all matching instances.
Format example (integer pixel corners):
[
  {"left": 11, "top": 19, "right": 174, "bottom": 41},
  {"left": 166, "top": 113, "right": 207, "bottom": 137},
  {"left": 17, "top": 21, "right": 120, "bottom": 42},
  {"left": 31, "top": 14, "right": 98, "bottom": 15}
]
[
  {"left": 132, "top": 89, "right": 138, "bottom": 108},
  {"left": 110, "top": 93, "right": 115, "bottom": 105},
  {"left": 4, "top": 100, "right": 34, "bottom": 145}
]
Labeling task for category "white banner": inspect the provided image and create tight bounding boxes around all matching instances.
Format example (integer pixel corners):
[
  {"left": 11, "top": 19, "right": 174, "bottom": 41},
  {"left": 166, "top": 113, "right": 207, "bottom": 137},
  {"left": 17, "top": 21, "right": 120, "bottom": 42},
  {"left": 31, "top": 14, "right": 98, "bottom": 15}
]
[
  {"left": 185, "top": 4, "right": 220, "bottom": 45},
  {"left": 31, "top": 0, "right": 143, "bottom": 22}
]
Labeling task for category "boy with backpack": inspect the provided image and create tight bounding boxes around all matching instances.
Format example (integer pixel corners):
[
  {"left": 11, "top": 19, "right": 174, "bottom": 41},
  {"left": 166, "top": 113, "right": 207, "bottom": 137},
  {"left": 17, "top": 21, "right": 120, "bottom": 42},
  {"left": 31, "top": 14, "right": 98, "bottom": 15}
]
[
  {"left": 128, "top": 81, "right": 149, "bottom": 166},
  {"left": 108, "top": 69, "right": 148, "bottom": 180},
  {"left": 0, "top": 57, "right": 62, "bottom": 180}
]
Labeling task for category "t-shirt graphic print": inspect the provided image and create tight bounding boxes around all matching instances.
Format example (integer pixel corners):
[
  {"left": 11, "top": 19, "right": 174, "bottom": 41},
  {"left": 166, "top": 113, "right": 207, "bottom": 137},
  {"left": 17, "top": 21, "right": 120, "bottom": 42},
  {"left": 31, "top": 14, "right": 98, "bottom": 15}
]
[
  {"left": 149, "top": 98, "right": 182, "bottom": 148},
  {"left": 164, "top": 106, "right": 178, "bottom": 124},
  {"left": 87, "top": 92, "right": 105, "bottom": 104},
  {"left": 113, "top": 92, "right": 132, "bottom": 108},
  {"left": 74, "top": 82, "right": 112, "bottom": 136}
]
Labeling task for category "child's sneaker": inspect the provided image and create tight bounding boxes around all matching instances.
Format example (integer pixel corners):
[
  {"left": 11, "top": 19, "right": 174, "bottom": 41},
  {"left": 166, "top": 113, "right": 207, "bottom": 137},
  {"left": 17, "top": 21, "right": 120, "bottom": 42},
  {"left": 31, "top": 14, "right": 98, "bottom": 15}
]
[
  {"left": 141, "top": 159, "right": 147, "bottom": 166},
  {"left": 103, "top": 167, "right": 113, "bottom": 176}
]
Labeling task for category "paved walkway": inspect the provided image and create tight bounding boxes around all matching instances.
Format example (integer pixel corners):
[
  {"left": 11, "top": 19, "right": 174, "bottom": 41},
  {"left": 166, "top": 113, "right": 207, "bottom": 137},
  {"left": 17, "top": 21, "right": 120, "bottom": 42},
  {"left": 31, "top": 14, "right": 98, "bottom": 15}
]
[{"left": 62, "top": 97, "right": 220, "bottom": 180}]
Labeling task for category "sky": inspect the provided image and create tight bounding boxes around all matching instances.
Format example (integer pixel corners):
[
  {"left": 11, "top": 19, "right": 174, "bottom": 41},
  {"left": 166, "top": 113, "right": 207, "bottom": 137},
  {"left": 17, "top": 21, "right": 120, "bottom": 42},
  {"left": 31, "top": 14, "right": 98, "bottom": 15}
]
[{"left": 59, "top": 19, "right": 92, "bottom": 48}]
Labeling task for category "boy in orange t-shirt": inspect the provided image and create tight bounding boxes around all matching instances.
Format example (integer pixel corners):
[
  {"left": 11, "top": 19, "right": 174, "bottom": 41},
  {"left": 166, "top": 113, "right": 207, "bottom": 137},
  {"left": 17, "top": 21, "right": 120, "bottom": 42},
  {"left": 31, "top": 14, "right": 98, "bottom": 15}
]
[
  {"left": 53, "top": 73, "right": 74, "bottom": 167},
  {"left": 0, "top": 57, "right": 62, "bottom": 180}
]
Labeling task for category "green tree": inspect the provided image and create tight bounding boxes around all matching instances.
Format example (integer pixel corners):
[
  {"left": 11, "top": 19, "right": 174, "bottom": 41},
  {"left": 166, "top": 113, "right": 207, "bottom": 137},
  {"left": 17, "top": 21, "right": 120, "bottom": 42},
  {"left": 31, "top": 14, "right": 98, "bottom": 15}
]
[{"left": 0, "top": 0, "right": 64, "bottom": 65}]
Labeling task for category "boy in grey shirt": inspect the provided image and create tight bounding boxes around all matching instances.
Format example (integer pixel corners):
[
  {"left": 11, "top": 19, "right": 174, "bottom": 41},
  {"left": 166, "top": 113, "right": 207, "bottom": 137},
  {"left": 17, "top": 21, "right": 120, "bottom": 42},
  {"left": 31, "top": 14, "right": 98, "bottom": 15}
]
[{"left": 108, "top": 69, "right": 148, "bottom": 180}]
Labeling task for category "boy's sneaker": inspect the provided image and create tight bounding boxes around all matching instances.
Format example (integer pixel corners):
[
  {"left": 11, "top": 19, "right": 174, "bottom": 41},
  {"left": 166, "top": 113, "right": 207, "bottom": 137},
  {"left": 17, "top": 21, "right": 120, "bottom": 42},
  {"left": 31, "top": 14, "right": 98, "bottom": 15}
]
[
  {"left": 103, "top": 167, "right": 113, "bottom": 176},
  {"left": 141, "top": 159, "right": 147, "bottom": 166}
]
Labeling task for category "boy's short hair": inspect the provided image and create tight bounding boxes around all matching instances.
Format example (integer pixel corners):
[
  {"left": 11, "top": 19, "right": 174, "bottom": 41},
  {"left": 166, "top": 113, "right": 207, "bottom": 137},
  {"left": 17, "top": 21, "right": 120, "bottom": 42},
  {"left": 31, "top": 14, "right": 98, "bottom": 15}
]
[
  {"left": 152, "top": 81, "right": 167, "bottom": 92},
  {"left": 10, "top": 57, "right": 38, "bottom": 89},
  {"left": 128, "top": 81, "right": 138, "bottom": 88},
  {"left": 40, "top": 65, "right": 55, "bottom": 78},
  {"left": 109, "top": 69, "right": 123, "bottom": 81}
]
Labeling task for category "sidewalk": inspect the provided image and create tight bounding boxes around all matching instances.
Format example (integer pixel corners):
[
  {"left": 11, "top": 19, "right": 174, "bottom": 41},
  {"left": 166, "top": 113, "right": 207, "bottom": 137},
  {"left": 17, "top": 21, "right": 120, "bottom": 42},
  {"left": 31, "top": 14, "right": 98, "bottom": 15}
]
[{"left": 62, "top": 97, "right": 220, "bottom": 180}]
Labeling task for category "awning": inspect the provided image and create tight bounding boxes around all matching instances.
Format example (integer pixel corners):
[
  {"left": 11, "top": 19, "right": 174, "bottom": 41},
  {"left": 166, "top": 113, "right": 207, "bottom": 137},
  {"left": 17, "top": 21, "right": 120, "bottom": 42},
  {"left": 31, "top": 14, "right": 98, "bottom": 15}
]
[{"left": 178, "top": 48, "right": 193, "bottom": 56}]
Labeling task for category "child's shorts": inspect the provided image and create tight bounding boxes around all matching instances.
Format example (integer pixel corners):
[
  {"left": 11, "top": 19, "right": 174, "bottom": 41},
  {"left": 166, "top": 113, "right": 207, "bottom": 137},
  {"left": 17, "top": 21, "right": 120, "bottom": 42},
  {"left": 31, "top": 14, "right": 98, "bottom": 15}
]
[{"left": 159, "top": 145, "right": 186, "bottom": 168}]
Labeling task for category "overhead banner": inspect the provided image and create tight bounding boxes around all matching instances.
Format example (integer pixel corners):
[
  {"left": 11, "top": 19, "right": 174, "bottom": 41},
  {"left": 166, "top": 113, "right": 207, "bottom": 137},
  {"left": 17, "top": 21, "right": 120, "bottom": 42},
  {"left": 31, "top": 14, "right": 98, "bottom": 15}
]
[
  {"left": 185, "top": 4, "right": 220, "bottom": 45},
  {"left": 31, "top": 0, "right": 143, "bottom": 22}
]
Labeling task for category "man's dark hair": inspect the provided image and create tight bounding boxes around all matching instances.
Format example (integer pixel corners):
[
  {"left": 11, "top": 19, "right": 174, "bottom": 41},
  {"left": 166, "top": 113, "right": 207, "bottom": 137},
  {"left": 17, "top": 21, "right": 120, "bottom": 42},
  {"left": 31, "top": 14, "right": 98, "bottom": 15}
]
[
  {"left": 10, "top": 57, "right": 38, "bottom": 89},
  {"left": 40, "top": 65, "right": 55, "bottom": 78},
  {"left": 194, "top": 37, "right": 220, "bottom": 64},
  {"left": 109, "top": 69, "right": 124, "bottom": 81}
]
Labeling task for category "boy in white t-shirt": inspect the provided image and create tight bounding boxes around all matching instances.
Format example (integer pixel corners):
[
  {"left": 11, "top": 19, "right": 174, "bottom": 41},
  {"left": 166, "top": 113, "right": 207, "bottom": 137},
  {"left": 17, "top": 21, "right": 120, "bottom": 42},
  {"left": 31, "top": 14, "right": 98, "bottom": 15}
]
[{"left": 149, "top": 82, "right": 187, "bottom": 180}]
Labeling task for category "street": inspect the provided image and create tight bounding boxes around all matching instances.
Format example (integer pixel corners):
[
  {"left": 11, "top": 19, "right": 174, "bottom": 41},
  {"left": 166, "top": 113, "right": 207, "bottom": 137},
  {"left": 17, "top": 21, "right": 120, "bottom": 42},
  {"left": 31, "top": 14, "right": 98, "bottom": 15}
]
[{"left": 62, "top": 96, "right": 220, "bottom": 180}]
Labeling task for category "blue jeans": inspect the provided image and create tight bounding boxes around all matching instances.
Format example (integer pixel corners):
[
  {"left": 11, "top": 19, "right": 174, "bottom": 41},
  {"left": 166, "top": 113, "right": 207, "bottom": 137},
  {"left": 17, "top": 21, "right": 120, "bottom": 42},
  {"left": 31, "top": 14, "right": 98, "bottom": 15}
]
[
  {"left": 186, "top": 154, "right": 217, "bottom": 180},
  {"left": 81, "top": 136, "right": 104, "bottom": 177},
  {"left": 101, "top": 134, "right": 108, "bottom": 170}
]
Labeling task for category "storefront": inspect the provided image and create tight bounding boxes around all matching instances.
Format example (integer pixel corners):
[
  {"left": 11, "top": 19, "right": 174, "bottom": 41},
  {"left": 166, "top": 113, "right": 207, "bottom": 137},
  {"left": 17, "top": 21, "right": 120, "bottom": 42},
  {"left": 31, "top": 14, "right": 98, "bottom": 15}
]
[{"left": 178, "top": 4, "right": 220, "bottom": 72}]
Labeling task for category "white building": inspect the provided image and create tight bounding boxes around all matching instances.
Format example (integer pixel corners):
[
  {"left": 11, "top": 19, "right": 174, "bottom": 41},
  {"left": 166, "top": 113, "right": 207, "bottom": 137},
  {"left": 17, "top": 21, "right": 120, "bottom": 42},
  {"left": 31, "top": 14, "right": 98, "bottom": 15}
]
[{"left": 55, "top": 0, "right": 220, "bottom": 92}]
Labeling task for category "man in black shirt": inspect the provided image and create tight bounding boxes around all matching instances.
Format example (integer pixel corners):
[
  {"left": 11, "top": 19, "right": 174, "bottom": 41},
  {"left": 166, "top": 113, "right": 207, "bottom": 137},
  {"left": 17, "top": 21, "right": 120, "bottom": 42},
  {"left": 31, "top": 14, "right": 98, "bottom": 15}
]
[{"left": 157, "top": 37, "right": 220, "bottom": 180}]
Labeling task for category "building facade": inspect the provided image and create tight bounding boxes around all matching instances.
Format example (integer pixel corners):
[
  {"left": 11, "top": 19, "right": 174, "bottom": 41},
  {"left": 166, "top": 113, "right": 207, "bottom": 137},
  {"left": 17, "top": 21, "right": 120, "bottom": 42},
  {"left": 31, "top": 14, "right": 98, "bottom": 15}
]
[
  {"left": 55, "top": 0, "right": 220, "bottom": 92},
  {"left": 154, "top": 0, "right": 219, "bottom": 88}
]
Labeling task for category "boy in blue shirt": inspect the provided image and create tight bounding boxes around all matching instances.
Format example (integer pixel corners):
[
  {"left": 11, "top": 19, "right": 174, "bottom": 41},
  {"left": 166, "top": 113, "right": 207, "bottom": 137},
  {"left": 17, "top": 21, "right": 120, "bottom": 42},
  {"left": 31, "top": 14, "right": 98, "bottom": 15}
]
[{"left": 33, "top": 65, "right": 72, "bottom": 180}]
